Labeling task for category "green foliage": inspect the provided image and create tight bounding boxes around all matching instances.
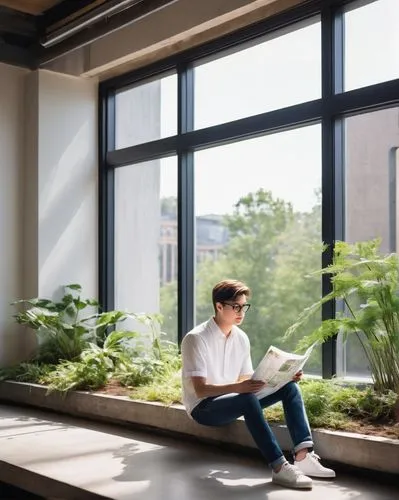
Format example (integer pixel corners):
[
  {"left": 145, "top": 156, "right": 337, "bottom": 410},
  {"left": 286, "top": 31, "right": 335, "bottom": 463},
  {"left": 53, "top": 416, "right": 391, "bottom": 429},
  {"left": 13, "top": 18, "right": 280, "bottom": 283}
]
[
  {"left": 303, "top": 379, "right": 397, "bottom": 424},
  {"left": 35, "top": 316, "right": 182, "bottom": 393},
  {"left": 130, "top": 371, "right": 182, "bottom": 405},
  {"left": 263, "top": 380, "right": 396, "bottom": 429},
  {"left": 330, "top": 386, "right": 397, "bottom": 422},
  {"left": 41, "top": 329, "right": 140, "bottom": 392},
  {"left": 301, "top": 380, "right": 331, "bottom": 417},
  {"left": 9, "top": 285, "right": 182, "bottom": 393},
  {"left": 12, "top": 285, "right": 144, "bottom": 364},
  {"left": 13, "top": 284, "right": 97, "bottom": 363},
  {"left": 89, "top": 310, "right": 136, "bottom": 347},
  {"left": 112, "top": 311, "right": 181, "bottom": 388},
  {"left": 0, "top": 363, "right": 55, "bottom": 384},
  {"left": 6, "top": 284, "right": 182, "bottom": 393},
  {"left": 42, "top": 359, "right": 109, "bottom": 392},
  {"left": 115, "top": 359, "right": 161, "bottom": 387},
  {"left": 115, "top": 336, "right": 181, "bottom": 387},
  {"left": 285, "top": 240, "right": 399, "bottom": 394}
]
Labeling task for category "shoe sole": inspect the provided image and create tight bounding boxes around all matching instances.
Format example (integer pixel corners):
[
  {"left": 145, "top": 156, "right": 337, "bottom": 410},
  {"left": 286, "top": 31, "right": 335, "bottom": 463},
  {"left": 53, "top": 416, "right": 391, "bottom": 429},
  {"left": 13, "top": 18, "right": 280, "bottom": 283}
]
[
  {"left": 305, "top": 473, "right": 336, "bottom": 479},
  {"left": 272, "top": 479, "right": 313, "bottom": 489},
  {"left": 294, "top": 463, "right": 336, "bottom": 479}
]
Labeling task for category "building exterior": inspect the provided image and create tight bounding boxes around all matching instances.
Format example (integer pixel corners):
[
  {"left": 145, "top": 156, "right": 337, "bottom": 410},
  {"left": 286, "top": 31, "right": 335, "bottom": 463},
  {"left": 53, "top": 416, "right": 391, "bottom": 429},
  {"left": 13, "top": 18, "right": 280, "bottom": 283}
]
[{"left": 159, "top": 213, "right": 229, "bottom": 285}]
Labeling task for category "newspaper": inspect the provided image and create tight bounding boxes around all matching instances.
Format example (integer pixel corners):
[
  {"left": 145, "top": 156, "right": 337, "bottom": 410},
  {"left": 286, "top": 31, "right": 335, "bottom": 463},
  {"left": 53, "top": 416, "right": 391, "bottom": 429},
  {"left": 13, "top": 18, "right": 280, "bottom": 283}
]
[{"left": 252, "top": 343, "right": 316, "bottom": 399}]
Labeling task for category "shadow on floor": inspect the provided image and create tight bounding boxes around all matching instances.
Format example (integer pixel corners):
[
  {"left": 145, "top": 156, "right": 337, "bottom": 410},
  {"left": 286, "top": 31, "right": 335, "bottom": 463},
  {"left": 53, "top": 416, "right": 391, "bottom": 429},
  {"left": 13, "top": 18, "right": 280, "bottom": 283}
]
[
  {"left": 111, "top": 442, "right": 288, "bottom": 499},
  {"left": 111, "top": 441, "right": 399, "bottom": 500}
]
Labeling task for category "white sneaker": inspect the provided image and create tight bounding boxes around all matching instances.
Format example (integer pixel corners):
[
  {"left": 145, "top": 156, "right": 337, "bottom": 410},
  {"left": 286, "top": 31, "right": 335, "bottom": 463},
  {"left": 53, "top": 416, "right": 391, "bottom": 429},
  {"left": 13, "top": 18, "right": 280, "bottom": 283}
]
[
  {"left": 295, "top": 452, "right": 336, "bottom": 478},
  {"left": 272, "top": 462, "right": 313, "bottom": 489}
]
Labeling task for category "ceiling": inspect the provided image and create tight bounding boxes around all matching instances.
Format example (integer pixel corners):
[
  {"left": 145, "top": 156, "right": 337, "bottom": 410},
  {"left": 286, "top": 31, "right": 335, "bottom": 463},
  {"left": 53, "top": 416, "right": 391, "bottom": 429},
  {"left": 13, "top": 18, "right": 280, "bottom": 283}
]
[
  {"left": 0, "top": 0, "right": 64, "bottom": 15},
  {"left": 0, "top": 0, "right": 176, "bottom": 70}
]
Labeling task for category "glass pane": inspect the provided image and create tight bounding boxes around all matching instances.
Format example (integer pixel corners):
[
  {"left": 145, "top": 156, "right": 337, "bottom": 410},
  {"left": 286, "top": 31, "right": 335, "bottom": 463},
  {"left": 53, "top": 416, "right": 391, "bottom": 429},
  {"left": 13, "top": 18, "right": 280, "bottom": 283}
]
[
  {"left": 344, "top": 0, "right": 399, "bottom": 91},
  {"left": 345, "top": 108, "right": 399, "bottom": 253},
  {"left": 194, "top": 125, "right": 322, "bottom": 374},
  {"left": 194, "top": 19, "right": 321, "bottom": 129},
  {"left": 115, "top": 157, "right": 178, "bottom": 341},
  {"left": 341, "top": 106, "right": 399, "bottom": 378},
  {"left": 115, "top": 73, "right": 177, "bottom": 149}
]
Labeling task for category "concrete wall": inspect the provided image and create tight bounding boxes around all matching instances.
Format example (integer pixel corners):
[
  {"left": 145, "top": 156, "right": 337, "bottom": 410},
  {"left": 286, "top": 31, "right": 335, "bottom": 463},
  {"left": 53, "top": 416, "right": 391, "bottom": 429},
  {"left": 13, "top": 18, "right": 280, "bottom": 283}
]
[
  {"left": 0, "top": 63, "right": 29, "bottom": 365},
  {"left": 36, "top": 71, "right": 98, "bottom": 300},
  {"left": 23, "top": 72, "right": 40, "bottom": 301},
  {"left": 0, "top": 66, "right": 98, "bottom": 367},
  {"left": 24, "top": 70, "right": 98, "bottom": 302}
]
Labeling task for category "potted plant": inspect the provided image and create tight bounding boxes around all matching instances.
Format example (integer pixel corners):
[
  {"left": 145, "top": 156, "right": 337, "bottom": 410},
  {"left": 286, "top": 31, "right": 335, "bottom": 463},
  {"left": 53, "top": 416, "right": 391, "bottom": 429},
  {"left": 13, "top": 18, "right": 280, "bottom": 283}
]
[{"left": 285, "top": 240, "right": 399, "bottom": 419}]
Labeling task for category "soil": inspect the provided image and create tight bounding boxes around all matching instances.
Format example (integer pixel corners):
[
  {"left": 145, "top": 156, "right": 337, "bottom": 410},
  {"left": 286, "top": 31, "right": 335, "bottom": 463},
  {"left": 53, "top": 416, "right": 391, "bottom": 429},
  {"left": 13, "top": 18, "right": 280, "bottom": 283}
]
[
  {"left": 338, "top": 420, "right": 399, "bottom": 440},
  {"left": 95, "top": 380, "right": 399, "bottom": 440},
  {"left": 96, "top": 379, "right": 130, "bottom": 397}
]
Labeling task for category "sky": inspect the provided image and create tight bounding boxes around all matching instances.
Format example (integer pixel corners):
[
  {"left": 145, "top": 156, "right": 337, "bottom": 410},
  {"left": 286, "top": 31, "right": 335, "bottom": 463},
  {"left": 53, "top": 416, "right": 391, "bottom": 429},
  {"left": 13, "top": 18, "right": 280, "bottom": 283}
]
[
  {"left": 157, "top": 125, "right": 321, "bottom": 215},
  {"left": 119, "top": 0, "right": 399, "bottom": 217}
]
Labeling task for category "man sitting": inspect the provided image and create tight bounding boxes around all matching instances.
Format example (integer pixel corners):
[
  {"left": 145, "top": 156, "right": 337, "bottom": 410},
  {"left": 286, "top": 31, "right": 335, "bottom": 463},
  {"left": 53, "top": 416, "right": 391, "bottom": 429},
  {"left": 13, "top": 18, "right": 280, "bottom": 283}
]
[{"left": 181, "top": 279, "right": 335, "bottom": 489}]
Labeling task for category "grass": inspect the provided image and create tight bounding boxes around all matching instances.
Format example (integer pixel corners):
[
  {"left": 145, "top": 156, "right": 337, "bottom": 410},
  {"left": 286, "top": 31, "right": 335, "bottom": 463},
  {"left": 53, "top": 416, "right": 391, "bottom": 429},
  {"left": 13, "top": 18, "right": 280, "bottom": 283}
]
[{"left": 129, "top": 372, "right": 182, "bottom": 405}]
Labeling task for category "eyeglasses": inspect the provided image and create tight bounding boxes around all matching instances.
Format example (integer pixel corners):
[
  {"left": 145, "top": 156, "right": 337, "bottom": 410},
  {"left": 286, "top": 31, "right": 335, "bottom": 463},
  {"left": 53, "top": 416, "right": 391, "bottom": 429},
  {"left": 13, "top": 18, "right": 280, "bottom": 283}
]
[{"left": 221, "top": 302, "right": 251, "bottom": 314}]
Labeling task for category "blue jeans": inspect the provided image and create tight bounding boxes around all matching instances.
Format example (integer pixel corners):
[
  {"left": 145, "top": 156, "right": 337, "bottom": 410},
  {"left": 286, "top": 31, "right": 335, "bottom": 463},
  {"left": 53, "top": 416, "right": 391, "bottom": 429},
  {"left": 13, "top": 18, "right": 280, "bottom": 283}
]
[{"left": 191, "top": 381, "right": 313, "bottom": 469}]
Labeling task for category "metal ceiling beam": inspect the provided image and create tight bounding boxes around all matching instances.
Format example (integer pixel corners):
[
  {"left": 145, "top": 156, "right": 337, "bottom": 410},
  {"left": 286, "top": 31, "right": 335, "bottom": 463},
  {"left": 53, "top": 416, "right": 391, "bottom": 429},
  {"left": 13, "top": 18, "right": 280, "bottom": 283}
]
[
  {"left": 41, "top": 0, "right": 101, "bottom": 30},
  {"left": 36, "top": 0, "right": 178, "bottom": 65},
  {"left": 41, "top": 0, "right": 145, "bottom": 48}
]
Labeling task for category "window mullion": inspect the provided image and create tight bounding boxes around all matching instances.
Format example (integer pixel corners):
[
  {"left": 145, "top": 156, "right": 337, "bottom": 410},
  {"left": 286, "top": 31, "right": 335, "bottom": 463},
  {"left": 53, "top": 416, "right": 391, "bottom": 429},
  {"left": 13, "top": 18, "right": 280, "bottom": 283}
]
[
  {"left": 178, "top": 64, "right": 195, "bottom": 344},
  {"left": 99, "top": 86, "right": 115, "bottom": 312},
  {"left": 321, "top": 5, "right": 337, "bottom": 379}
]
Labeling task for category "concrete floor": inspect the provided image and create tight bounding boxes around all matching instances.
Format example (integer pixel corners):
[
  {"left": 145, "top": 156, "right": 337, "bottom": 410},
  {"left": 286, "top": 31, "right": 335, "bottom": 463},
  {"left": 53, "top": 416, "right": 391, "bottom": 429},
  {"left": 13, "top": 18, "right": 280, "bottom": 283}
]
[{"left": 0, "top": 405, "right": 397, "bottom": 500}]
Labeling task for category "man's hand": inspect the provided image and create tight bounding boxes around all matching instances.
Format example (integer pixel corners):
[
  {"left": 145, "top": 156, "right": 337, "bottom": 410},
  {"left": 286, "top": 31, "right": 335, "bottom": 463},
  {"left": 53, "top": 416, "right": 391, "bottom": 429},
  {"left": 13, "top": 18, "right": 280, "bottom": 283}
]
[
  {"left": 235, "top": 379, "right": 265, "bottom": 394},
  {"left": 292, "top": 370, "right": 303, "bottom": 383}
]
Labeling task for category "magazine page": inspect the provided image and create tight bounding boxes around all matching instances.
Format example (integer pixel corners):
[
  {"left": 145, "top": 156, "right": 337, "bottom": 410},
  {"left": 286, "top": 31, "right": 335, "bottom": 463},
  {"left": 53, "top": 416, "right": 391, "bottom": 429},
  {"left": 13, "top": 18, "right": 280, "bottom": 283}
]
[{"left": 252, "top": 343, "right": 315, "bottom": 399}]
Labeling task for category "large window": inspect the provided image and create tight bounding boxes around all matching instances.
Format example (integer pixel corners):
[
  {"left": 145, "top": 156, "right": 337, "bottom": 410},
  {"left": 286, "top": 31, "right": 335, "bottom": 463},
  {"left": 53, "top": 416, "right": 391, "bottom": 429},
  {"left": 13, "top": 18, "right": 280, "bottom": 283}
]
[{"left": 100, "top": 0, "right": 399, "bottom": 380}]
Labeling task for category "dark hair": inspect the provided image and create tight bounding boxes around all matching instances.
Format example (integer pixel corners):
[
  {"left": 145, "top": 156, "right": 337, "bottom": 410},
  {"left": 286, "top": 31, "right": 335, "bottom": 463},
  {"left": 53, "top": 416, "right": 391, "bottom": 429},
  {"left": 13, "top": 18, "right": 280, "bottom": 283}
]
[{"left": 212, "top": 280, "right": 251, "bottom": 311}]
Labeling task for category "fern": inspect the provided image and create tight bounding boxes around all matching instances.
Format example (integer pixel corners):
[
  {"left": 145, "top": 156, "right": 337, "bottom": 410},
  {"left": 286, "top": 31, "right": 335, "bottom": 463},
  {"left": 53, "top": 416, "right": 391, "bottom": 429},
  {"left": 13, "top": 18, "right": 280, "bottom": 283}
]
[{"left": 285, "top": 240, "right": 399, "bottom": 394}]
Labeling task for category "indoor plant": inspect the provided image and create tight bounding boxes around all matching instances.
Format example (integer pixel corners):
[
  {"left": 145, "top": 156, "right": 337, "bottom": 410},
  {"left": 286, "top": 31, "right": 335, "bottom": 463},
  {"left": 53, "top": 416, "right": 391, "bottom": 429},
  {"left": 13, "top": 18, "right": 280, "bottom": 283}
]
[{"left": 285, "top": 240, "right": 399, "bottom": 418}]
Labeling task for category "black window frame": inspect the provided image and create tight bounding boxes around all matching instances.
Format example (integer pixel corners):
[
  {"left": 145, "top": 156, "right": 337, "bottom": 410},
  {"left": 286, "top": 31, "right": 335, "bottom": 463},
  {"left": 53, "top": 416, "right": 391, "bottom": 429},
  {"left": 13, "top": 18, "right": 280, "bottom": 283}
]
[{"left": 99, "top": 0, "right": 399, "bottom": 379}]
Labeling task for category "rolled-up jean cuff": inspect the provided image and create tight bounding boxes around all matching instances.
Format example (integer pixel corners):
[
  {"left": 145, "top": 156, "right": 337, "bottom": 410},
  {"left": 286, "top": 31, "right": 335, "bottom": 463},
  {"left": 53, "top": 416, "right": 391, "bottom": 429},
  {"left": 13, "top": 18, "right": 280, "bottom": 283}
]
[
  {"left": 294, "top": 440, "right": 314, "bottom": 453},
  {"left": 270, "top": 455, "right": 287, "bottom": 469}
]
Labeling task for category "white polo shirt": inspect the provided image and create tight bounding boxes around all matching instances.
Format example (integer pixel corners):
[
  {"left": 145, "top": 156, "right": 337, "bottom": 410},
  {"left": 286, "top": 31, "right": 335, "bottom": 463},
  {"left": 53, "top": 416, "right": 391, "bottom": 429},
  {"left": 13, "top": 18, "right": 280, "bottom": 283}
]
[{"left": 181, "top": 317, "right": 253, "bottom": 415}]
